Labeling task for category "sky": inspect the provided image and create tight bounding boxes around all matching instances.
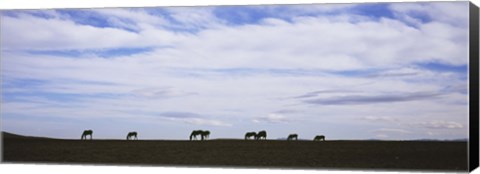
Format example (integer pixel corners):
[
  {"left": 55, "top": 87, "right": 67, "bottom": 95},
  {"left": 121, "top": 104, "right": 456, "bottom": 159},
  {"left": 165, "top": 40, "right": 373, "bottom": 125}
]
[{"left": 0, "top": 1, "right": 470, "bottom": 140}]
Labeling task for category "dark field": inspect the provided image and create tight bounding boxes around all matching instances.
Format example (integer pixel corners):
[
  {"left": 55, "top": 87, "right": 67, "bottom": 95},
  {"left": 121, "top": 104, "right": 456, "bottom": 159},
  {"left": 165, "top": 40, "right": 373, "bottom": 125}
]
[{"left": 2, "top": 132, "right": 467, "bottom": 171}]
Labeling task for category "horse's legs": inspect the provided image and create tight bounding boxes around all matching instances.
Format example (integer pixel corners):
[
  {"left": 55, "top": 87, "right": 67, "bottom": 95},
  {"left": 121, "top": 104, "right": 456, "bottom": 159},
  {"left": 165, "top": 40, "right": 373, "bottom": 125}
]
[{"left": 190, "top": 133, "right": 194, "bottom": 141}]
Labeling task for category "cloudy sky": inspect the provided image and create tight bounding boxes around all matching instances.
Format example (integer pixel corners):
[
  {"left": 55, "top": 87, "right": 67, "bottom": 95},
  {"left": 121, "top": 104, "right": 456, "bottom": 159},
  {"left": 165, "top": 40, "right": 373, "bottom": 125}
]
[{"left": 0, "top": 2, "right": 470, "bottom": 140}]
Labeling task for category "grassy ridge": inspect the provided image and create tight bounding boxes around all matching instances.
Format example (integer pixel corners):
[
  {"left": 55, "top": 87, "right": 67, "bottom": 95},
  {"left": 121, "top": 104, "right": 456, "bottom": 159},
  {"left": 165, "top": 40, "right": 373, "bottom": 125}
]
[{"left": 2, "top": 132, "right": 468, "bottom": 171}]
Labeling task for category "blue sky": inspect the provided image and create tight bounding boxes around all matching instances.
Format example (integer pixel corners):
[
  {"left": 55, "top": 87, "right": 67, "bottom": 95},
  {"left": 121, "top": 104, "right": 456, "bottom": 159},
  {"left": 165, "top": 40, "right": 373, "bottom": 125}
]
[{"left": 0, "top": 2, "right": 470, "bottom": 140}]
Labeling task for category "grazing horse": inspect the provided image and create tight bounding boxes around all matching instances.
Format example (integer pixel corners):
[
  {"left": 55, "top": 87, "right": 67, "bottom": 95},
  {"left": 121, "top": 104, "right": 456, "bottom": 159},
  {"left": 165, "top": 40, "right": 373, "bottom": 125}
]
[
  {"left": 81, "top": 130, "right": 93, "bottom": 140},
  {"left": 201, "top": 130, "right": 210, "bottom": 140},
  {"left": 244, "top": 132, "right": 257, "bottom": 140},
  {"left": 255, "top": 130, "right": 267, "bottom": 140},
  {"left": 190, "top": 130, "right": 204, "bottom": 141},
  {"left": 287, "top": 134, "right": 298, "bottom": 141},
  {"left": 126, "top": 131, "right": 138, "bottom": 140},
  {"left": 314, "top": 135, "right": 325, "bottom": 141}
]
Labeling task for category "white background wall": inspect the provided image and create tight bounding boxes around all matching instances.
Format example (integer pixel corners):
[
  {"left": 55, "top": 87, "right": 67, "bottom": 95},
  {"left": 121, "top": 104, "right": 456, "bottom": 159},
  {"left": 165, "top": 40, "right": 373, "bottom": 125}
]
[{"left": 0, "top": 0, "right": 479, "bottom": 174}]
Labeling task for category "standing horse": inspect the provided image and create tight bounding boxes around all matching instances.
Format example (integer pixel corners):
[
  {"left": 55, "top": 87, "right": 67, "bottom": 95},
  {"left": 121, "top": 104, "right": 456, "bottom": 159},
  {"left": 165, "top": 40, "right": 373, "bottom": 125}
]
[
  {"left": 190, "top": 130, "right": 203, "bottom": 141},
  {"left": 314, "top": 135, "right": 325, "bottom": 141},
  {"left": 245, "top": 132, "right": 257, "bottom": 140},
  {"left": 255, "top": 130, "right": 267, "bottom": 140},
  {"left": 81, "top": 130, "right": 93, "bottom": 140},
  {"left": 287, "top": 134, "right": 298, "bottom": 141},
  {"left": 126, "top": 131, "right": 138, "bottom": 140},
  {"left": 201, "top": 130, "right": 210, "bottom": 140}
]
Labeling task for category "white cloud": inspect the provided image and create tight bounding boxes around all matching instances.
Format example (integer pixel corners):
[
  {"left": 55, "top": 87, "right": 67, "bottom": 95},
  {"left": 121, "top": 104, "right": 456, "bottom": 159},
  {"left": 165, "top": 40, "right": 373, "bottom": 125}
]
[
  {"left": 1, "top": 14, "right": 140, "bottom": 50},
  {"left": 253, "top": 113, "right": 290, "bottom": 124},
  {"left": 360, "top": 116, "right": 398, "bottom": 122},
  {"left": 373, "top": 128, "right": 411, "bottom": 134},
  {"left": 130, "top": 87, "right": 197, "bottom": 99},
  {"left": 372, "top": 128, "right": 412, "bottom": 140},
  {"left": 0, "top": 12, "right": 195, "bottom": 51},
  {"left": 183, "top": 118, "right": 232, "bottom": 127},
  {"left": 166, "top": 7, "right": 225, "bottom": 29},
  {"left": 90, "top": 8, "right": 169, "bottom": 30},
  {"left": 415, "top": 120, "right": 464, "bottom": 129},
  {"left": 389, "top": 2, "right": 469, "bottom": 27},
  {"left": 376, "top": 134, "right": 389, "bottom": 138},
  {"left": 2, "top": 3, "right": 469, "bottom": 68}
]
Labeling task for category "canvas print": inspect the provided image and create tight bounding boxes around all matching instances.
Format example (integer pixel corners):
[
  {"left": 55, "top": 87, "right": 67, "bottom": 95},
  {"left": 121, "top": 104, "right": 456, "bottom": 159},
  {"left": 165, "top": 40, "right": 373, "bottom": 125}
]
[{"left": 0, "top": 1, "right": 475, "bottom": 172}]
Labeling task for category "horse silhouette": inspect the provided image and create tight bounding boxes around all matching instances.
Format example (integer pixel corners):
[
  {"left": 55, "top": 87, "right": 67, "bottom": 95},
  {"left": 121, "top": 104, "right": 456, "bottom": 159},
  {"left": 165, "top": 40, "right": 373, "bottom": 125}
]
[
  {"left": 314, "top": 135, "right": 325, "bottom": 141},
  {"left": 81, "top": 130, "right": 93, "bottom": 140},
  {"left": 190, "top": 130, "right": 202, "bottom": 141},
  {"left": 287, "top": 134, "right": 298, "bottom": 141},
  {"left": 126, "top": 131, "right": 138, "bottom": 140},
  {"left": 245, "top": 132, "right": 257, "bottom": 140},
  {"left": 201, "top": 130, "right": 210, "bottom": 140},
  {"left": 190, "top": 130, "right": 210, "bottom": 141},
  {"left": 255, "top": 130, "right": 267, "bottom": 140}
]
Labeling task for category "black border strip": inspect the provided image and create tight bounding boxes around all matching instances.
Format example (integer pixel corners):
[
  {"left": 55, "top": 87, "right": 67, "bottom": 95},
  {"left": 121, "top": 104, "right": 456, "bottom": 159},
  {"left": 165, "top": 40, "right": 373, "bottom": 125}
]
[{"left": 469, "top": 1, "right": 479, "bottom": 172}]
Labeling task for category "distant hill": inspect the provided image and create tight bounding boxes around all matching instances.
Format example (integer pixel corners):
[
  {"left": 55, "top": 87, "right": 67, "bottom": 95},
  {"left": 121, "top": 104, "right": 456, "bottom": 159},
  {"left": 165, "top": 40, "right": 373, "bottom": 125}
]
[
  {"left": 2, "top": 131, "right": 53, "bottom": 140},
  {"left": 277, "top": 137, "right": 469, "bottom": 142},
  {"left": 411, "top": 138, "right": 468, "bottom": 142},
  {"left": 275, "top": 137, "right": 316, "bottom": 141}
]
